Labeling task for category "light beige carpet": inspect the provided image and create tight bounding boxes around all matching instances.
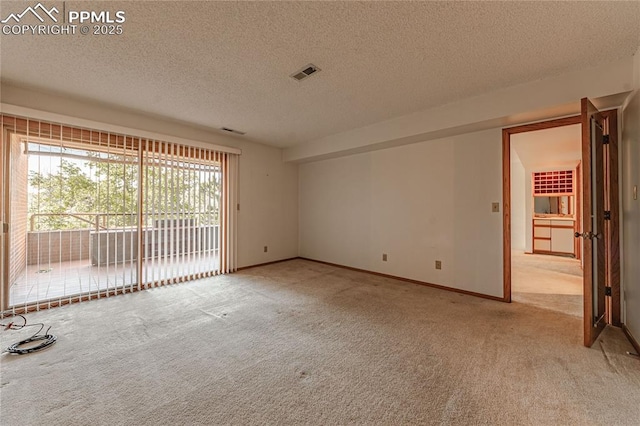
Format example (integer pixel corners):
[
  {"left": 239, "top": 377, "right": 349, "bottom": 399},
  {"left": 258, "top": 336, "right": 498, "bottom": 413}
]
[
  {"left": 512, "top": 251, "right": 583, "bottom": 317},
  {"left": 1, "top": 259, "right": 639, "bottom": 425}
]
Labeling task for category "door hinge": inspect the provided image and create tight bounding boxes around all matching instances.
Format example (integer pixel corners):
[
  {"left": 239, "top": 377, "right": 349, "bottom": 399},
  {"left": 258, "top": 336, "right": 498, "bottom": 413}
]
[
  {"left": 2, "top": 223, "right": 8, "bottom": 234},
  {"left": 604, "top": 211, "right": 611, "bottom": 220},
  {"left": 605, "top": 287, "right": 612, "bottom": 297},
  {"left": 603, "top": 135, "right": 610, "bottom": 145}
]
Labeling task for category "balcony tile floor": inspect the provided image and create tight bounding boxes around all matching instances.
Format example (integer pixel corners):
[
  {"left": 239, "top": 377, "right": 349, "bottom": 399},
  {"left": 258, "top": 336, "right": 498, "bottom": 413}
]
[{"left": 10, "top": 253, "right": 219, "bottom": 306}]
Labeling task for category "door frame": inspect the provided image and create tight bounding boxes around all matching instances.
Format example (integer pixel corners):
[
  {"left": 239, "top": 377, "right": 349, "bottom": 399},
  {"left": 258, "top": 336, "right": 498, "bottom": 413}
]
[
  {"left": 501, "top": 111, "right": 621, "bottom": 347},
  {"left": 502, "top": 115, "right": 581, "bottom": 303}
]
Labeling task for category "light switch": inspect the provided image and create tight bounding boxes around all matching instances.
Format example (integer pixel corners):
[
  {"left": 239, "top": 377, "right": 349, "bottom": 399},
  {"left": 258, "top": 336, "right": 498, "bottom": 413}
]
[{"left": 492, "top": 202, "right": 500, "bottom": 213}]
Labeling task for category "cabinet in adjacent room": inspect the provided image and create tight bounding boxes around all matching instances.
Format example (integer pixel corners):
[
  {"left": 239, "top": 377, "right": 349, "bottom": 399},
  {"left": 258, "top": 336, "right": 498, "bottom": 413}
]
[
  {"left": 533, "top": 218, "right": 575, "bottom": 256},
  {"left": 531, "top": 168, "right": 577, "bottom": 257}
]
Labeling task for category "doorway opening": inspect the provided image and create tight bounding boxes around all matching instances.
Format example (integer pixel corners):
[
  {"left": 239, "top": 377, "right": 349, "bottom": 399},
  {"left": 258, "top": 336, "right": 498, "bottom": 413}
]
[
  {"left": 502, "top": 102, "right": 621, "bottom": 347},
  {"left": 509, "top": 123, "right": 583, "bottom": 318}
]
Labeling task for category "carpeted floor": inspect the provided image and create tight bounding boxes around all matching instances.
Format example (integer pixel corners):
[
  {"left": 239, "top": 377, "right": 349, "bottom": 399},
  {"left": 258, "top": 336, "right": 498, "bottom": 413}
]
[
  {"left": 511, "top": 251, "right": 583, "bottom": 317},
  {"left": 1, "top": 259, "right": 639, "bottom": 425}
]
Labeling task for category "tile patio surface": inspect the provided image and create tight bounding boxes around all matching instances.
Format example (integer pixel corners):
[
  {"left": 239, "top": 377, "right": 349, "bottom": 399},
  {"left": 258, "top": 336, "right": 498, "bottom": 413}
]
[{"left": 10, "top": 253, "right": 219, "bottom": 306}]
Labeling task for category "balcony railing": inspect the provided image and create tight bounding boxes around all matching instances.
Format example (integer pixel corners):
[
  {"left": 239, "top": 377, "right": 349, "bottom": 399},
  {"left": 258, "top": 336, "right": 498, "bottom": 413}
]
[
  {"left": 29, "top": 212, "right": 138, "bottom": 232},
  {"left": 27, "top": 212, "right": 219, "bottom": 266}
]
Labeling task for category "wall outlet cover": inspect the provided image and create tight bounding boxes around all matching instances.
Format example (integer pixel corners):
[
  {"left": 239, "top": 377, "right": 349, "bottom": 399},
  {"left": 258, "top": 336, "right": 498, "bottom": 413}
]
[
  {"left": 435, "top": 260, "right": 442, "bottom": 270},
  {"left": 492, "top": 202, "right": 500, "bottom": 213}
]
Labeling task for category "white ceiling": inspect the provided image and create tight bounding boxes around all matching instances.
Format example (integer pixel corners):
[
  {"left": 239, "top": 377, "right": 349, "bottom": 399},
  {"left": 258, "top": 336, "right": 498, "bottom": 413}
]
[
  {"left": 511, "top": 124, "right": 581, "bottom": 170},
  {"left": 1, "top": 1, "right": 639, "bottom": 148}
]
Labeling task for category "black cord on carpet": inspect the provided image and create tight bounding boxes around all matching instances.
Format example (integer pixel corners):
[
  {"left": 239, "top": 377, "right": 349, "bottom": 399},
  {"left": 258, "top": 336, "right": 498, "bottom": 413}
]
[{"left": 1, "top": 315, "right": 57, "bottom": 355}]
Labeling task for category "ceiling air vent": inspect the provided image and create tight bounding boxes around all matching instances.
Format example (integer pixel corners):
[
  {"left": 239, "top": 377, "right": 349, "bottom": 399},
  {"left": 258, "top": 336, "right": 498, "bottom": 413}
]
[
  {"left": 221, "top": 127, "right": 246, "bottom": 136},
  {"left": 290, "top": 64, "right": 320, "bottom": 81}
]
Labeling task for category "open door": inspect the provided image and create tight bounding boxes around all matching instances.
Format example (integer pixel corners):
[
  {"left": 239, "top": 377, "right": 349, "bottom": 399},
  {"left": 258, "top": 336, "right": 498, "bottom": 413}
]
[{"left": 578, "top": 98, "right": 606, "bottom": 347}]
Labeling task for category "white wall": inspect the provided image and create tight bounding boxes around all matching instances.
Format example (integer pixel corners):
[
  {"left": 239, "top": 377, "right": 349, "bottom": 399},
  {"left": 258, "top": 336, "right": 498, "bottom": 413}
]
[
  {"left": 0, "top": 84, "right": 299, "bottom": 268},
  {"left": 510, "top": 150, "right": 526, "bottom": 251},
  {"left": 299, "top": 129, "right": 504, "bottom": 298},
  {"left": 622, "top": 47, "right": 640, "bottom": 340}
]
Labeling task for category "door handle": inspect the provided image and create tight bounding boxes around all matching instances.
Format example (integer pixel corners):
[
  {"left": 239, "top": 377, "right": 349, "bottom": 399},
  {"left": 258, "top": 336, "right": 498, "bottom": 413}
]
[{"left": 574, "top": 231, "right": 602, "bottom": 240}]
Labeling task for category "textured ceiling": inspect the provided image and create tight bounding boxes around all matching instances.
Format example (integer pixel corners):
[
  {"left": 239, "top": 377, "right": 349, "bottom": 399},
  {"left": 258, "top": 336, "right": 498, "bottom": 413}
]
[{"left": 1, "top": 1, "right": 639, "bottom": 148}]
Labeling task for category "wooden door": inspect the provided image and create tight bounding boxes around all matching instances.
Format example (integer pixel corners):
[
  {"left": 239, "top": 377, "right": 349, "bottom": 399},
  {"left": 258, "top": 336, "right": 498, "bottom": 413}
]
[{"left": 580, "top": 98, "right": 606, "bottom": 347}]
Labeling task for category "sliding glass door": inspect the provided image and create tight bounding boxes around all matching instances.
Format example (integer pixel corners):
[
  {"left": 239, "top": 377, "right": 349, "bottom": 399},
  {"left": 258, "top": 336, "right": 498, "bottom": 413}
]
[
  {"left": 141, "top": 142, "right": 222, "bottom": 287},
  {"left": 0, "top": 115, "right": 236, "bottom": 314}
]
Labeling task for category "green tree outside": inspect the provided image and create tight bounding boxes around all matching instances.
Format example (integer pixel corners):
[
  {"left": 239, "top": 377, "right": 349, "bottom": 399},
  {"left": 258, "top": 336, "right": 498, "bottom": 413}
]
[{"left": 28, "top": 153, "right": 221, "bottom": 231}]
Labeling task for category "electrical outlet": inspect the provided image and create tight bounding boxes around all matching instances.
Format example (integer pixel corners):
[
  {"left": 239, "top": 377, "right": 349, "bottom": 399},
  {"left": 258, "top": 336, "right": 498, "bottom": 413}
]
[
  {"left": 382, "top": 253, "right": 388, "bottom": 262},
  {"left": 491, "top": 202, "right": 500, "bottom": 213},
  {"left": 435, "top": 260, "right": 442, "bottom": 270},
  {"left": 264, "top": 246, "right": 268, "bottom": 253}
]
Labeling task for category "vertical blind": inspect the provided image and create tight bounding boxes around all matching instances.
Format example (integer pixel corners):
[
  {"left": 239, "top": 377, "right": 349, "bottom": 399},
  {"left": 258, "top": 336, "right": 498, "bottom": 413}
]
[{"left": 0, "top": 114, "right": 238, "bottom": 315}]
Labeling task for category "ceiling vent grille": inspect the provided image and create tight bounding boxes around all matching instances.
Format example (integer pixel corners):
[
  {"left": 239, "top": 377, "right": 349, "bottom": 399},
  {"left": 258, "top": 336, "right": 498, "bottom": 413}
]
[
  {"left": 290, "top": 64, "right": 320, "bottom": 81},
  {"left": 221, "top": 127, "right": 246, "bottom": 136}
]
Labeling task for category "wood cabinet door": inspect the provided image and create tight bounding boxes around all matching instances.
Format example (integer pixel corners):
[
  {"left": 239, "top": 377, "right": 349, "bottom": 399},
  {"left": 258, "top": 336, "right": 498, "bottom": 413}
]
[{"left": 551, "top": 226, "right": 574, "bottom": 254}]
